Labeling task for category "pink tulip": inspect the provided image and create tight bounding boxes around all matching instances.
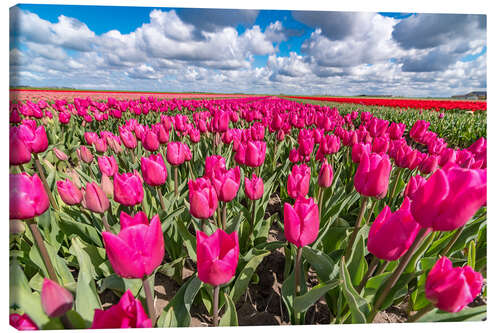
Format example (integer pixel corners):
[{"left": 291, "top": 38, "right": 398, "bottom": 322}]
[
  {"left": 188, "top": 177, "right": 218, "bottom": 219},
  {"left": 77, "top": 145, "right": 94, "bottom": 163},
  {"left": 10, "top": 173, "right": 49, "bottom": 220},
  {"left": 318, "top": 162, "right": 333, "bottom": 188},
  {"left": 91, "top": 290, "right": 152, "bottom": 328},
  {"left": 354, "top": 152, "right": 392, "bottom": 199},
  {"left": 204, "top": 155, "right": 226, "bottom": 180},
  {"left": 388, "top": 123, "right": 405, "bottom": 140},
  {"left": 244, "top": 174, "right": 264, "bottom": 200},
  {"left": 119, "top": 211, "right": 149, "bottom": 230},
  {"left": 166, "top": 141, "right": 185, "bottom": 166},
  {"left": 468, "top": 137, "right": 486, "bottom": 155},
  {"left": 236, "top": 141, "right": 266, "bottom": 168},
  {"left": 53, "top": 147, "right": 68, "bottom": 161},
  {"left": 119, "top": 128, "right": 137, "bottom": 149},
  {"left": 394, "top": 145, "right": 419, "bottom": 169},
  {"left": 404, "top": 175, "right": 427, "bottom": 201},
  {"left": 103, "top": 214, "right": 164, "bottom": 279},
  {"left": 141, "top": 153, "right": 167, "bottom": 186},
  {"left": 142, "top": 130, "right": 160, "bottom": 152},
  {"left": 298, "top": 136, "right": 314, "bottom": 157},
  {"left": 351, "top": 143, "right": 371, "bottom": 164},
  {"left": 101, "top": 174, "right": 114, "bottom": 198},
  {"left": 84, "top": 132, "right": 99, "bottom": 145},
  {"left": 196, "top": 229, "right": 239, "bottom": 286},
  {"left": 419, "top": 154, "right": 439, "bottom": 174},
  {"left": 113, "top": 171, "right": 144, "bottom": 206},
  {"left": 41, "top": 278, "right": 74, "bottom": 317},
  {"left": 284, "top": 196, "right": 319, "bottom": 248},
  {"left": 97, "top": 155, "right": 118, "bottom": 177},
  {"left": 439, "top": 148, "right": 457, "bottom": 167},
  {"left": 94, "top": 138, "right": 108, "bottom": 153},
  {"left": 367, "top": 198, "right": 422, "bottom": 261},
  {"left": 211, "top": 166, "right": 241, "bottom": 202},
  {"left": 9, "top": 313, "right": 39, "bottom": 330},
  {"left": 425, "top": 257, "right": 483, "bottom": 313},
  {"left": 410, "top": 120, "right": 430, "bottom": 142},
  {"left": 372, "top": 136, "right": 390, "bottom": 154},
  {"left": 289, "top": 148, "right": 300, "bottom": 164},
  {"left": 287, "top": 164, "right": 311, "bottom": 199},
  {"left": 56, "top": 179, "right": 83, "bottom": 205},
  {"left": 10, "top": 134, "right": 32, "bottom": 165},
  {"left": 82, "top": 182, "right": 110, "bottom": 213}
]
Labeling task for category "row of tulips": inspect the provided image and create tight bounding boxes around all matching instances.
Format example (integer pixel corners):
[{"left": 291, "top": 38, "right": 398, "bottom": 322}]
[{"left": 10, "top": 95, "right": 486, "bottom": 329}]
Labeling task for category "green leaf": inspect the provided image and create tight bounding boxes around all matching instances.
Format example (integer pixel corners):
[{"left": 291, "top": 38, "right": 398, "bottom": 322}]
[
  {"left": 467, "top": 240, "right": 476, "bottom": 270},
  {"left": 417, "top": 305, "right": 487, "bottom": 322},
  {"left": 302, "top": 246, "right": 338, "bottom": 282},
  {"left": 230, "top": 249, "right": 270, "bottom": 303},
  {"left": 220, "top": 293, "right": 239, "bottom": 326},
  {"left": 280, "top": 272, "right": 295, "bottom": 324},
  {"left": 175, "top": 219, "right": 197, "bottom": 263},
  {"left": 346, "top": 230, "right": 367, "bottom": 286},
  {"left": 98, "top": 274, "right": 143, "bottom": 296},
  {"left": 293, "top": 280, "right": 339, "bottom": 313},
  {"left": 339, "top": 256, "right": 371, "bottom": 323},
  {"left": 65, "top": 310, "right": 88, "bottom": 329}
]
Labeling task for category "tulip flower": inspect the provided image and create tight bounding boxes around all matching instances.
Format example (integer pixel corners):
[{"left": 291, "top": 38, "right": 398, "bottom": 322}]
[
  {"left": 119, "top": 211, "right": 149, "bottom": 230},
  {"left": 410, "top": 120, "right": 430, "bottom": 142},
  {"left": 403, "top": 175, "right": 427, "bottom": 201},
  {"left": 142, "top": 130, "right": 159, "bottom": 152},
  {"left": 235, "top": 140, "right": 266, "bottom": 168},
  {"left": 97, "top": 155, "right": 118, "bottom": 177},
  {"left": 298, "top": 136, "right": 314, "bottom": 157},
  {"left": 166, "top": 141, "right": 185, "bottom": 166},
  {"left": 94, "top": 138, "right": 108, "bottom": 153},
  {"left": 141, "top": 153, "right": 167, "bottom": 186},
  {"left": 91, "top": 290, "right": 152, "bottom": 328},
  {"left": 82, "top": 182, "right": 110, "bottom": 214},
  {"left": 56, "top": 179, "right": 83, "bottom": 205},
  {"left": 410, "top": 166, "right": 486, "bottom": 231},
  {"left": 354, "top": 152, "right": 391, "bottom": 199},
  {"left": 244, "top": 174, "right": 264, "bottom": 200},
  {"left": 41, "top": 278, "right": 74, "bottom": 317},
  {"left": 119, "top": 128, "right": 137, "bottom": 149},
  {"left": 188, "top": 177, "right": 218, "bottom": 219},
  {"left": 318, "top": 162, "right": 333, "bottom": 188},
  {"left": 388, "top": 123, "right": 405, "bottom": 140},
  {"left": 204, "top": 155, "right": 226, "bottom": 180},
  {"left": 10, "top": 173, "right": 49, "bottom": 220},
  {"left": 289, "top": 148, "right": 301, "bottom": 164},
  {"left": 103, "top": 214, "right": 164, "bottom": 279},
  {"left": 113, "top": 171, "right": 144, "bottom": 206},
  {"left": 101, "top": 174, "right": 114, "bottom": 198},
  {"left": 77, "top": 145, "right": 94, "bottom": 163},
  {"left": 439, "top": 148, "right": 457, "bottom": 167},
  {"left": 372, "top": 136, "right": 390, "bottom": 154},
  {"left": 367, "top": 198, "right": 422, "bottom": 261},
  {"left": 84, "top": 132, "right": 99, "bottom": 145},
  {"left": 351, "top": 143, "right": 371, "bottom": 164},
  {"left": 53, "top": 147, "right": 68, "bottom": 161},
  {"left": 287, "top": 164, "right": 311, "bottom": 199},
  {"left": 419, "top": 154, "right": 439, "bottom": 174},
  {"left": 196, "top": 229, "right": 239, "bottom": 286},
  {"left": 284, "top": 196, "right": 319, "bottom": 248},
  {"left": 211, "top": 166, "right": 241, "bottom": 202},
  {"left": 9, "top": 313, "right": 39, "bottom": 330},
  {"left": 10, "top": 134, "right": 32, "bottom": 165},
  {"left": 425, "top": 257, "right": 483, "bottom": 313}
]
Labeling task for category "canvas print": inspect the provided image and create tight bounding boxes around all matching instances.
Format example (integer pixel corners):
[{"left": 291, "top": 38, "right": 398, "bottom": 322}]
[{"left": 9, "top": 3, "right": 487, "bottom": 330}]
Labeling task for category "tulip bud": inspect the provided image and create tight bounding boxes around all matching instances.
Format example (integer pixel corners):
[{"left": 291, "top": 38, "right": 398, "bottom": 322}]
[
  {"left": 287, "top": 164, "right": 311, "bottom": 199},
  {"left": 188, "top": 177, "right": 218, "bottom": 219},
  {"left": 77, "top": 145, "right": 94, "bottom": 164},
  {"left": 82, "top": 182, "right": 110, "bottom": 213},
  {"left": 41, "top": 278, "right": 74, "bottom": 317},
  {"left": 56, "top": 179, "right": 83, "bottom": 205},
  {"left": 119, "top": 211, "right": 149, "bottom": 230},
  {"left": 53, "top": 147, "right": 68, "bottom": 161},
  {"left": 98, "top": 155, "right": 118, "bottom": 177},
  {"left": 204, "top": 155, "right": 226, "bottom": 180},
  {"left": 10, "top": 173, "right": 50, "bottom": 220},
  {"left": 166, "top": 141, "right": 185, "bottom": 166},
  {"left": 419, "top": 154, "right": 439, "bottom": 174},
  {"left": 425, "top": 257, "right": 483, "bottom": 313},
  {"left": 354, "top": 152, "right": 392, "bottom": 199},
  {"left": 318, "top": 162, "right": 333, "bottom": 188},
  {"left": 10, "top": 313, "right": 39, "bottom": 330},
  {"left": 211, "top": 166, "right": 241, "bottom": 202},
  {"left": 404, "top": 175, "right": 427, "bottom": 201},
  {"left": 196, "top": 229, "right": 239, "bottom": 286},
  {"left": 284, "top": 196, "right": 319, "bottom": 248},
  {"left": 142, "top": 130, "right": 159, "bottom": 152},
  {"left": 10, "top": 134, "right": 32, "bottom": 165},
  {"left": 113, "top": 171, "right": 144, "bottom": 206},
  {"left": 244, "top": 174, "right": 264, "bottom": 200},
  {"left": 94, "top": 138, "right": 108, "bottom": 153},
  {"left": 351, "top": 143, "right": 371, "bottom": 164},
  {"left": 141, "top": 153, "right": 167, "bottom": 186},
  {"left": 101, "top": 174, "right": 114, "bottom": 198}
]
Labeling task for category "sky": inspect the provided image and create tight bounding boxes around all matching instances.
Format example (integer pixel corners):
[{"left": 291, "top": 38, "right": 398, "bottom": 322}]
[{"left": 9, "top": 3, "right": 487, "bottom": 97}]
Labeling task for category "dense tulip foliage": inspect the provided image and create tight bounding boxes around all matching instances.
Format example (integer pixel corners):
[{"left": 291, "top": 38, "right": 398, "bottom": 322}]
[{"left": 9, "top": 93, "right": 486, "bottom": 328}]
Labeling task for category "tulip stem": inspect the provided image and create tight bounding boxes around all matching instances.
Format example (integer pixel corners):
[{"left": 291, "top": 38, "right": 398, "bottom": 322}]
[
  {"left": 356, "top": 257, "right": 379, "bottom": 292},
  {"left": 374, "top": 260, "right": 390, "bottom": 276},
  {"left": 174, "top": 166, "right": 178, "bottom": 197},
  {"left": 440, "top": 225, "right": 465, "bottom": 256},
  {"left": 345, "top": 196, "right": 369, "bottom": 259},
  {"left": 102, "top": 213, "right": 111, "bottom": 232},
  {"left": 156, "top": 187, "right": 166, "bottom": 211},
  {"left": 317, "top": 187, "right": 324, "bottom": 224},
  {"left": 388, "top": 167, "right": 403, "bottom": 204},
  {"left": 365, "top": 199, "right": 377, "bottom": 225},
  {"left": 142, "top": 276, "right": 156, "bottom": 326},
  {"left": 222, "top": 202, "right": 227, "bottom": 231},
  {"left": 60, "top": 314, "right": 74, "bottom": 329},
  {"left": 27, "top": 220, "right": 58, "bottom": 282},
  {"left": 294, "top": 246, "right": 303, "bottom": 325},
  {"left": 407, "top": 303, "right": 435, "bottom": 322},
  {"left": 368, "top": 228, "right": 429, "bottom": 322},
  {"left": 213, "top": 285, "right": 220, "bottom": 327},
  {"left": 34, "top": 154, "right": 59, "bottom": 211}
]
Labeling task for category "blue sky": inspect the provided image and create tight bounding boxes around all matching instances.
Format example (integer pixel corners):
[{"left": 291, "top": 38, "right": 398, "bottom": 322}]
[{"left": 10, "top": 4, "right": 486, "bottom": 96}]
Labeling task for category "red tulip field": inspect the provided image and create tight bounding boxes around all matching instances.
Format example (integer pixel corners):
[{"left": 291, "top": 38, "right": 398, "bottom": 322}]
[{"left": 9, "top": 91, "right": 487, "bottom": 329}]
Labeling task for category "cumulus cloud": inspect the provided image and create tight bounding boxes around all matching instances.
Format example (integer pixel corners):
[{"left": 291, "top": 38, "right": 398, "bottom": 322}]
[{"left": 176, "top": 8, "right": 259, "bottom": 34}]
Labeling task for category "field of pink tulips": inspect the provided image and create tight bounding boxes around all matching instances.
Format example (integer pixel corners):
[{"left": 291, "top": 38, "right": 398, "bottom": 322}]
[{"left": 9, "top": 94, "right": 486, "bottom": 329}]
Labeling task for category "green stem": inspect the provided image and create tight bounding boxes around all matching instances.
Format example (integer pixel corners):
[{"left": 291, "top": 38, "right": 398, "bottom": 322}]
[
  {"left": 27, "top": 220, "right": 58, "bottom": 282},
  {"left": 374, "top": 261, "right": 390, "bottom": 275},
  {"left": 317, "top": 187, "right": 324, "bottom": 224},
  {"left": 356, "top": 257, "right": 379, "bottom": 292},
  {"left": 365, "top": 199, "right": 377, "bottom": 225},
  {"left": 213, "top": 285, "right": 220, "bottom": 327},
  {"left": 174, "top": 166, "right": 178, "bottom": 197},
  {"left": 142, "top": 275, "right": 156, "bottom": 326},
  {"left": 156, "top": 187, "right": 166, "bottom": 211},
  {"left": 440, "top": 225, "right": 465, "bottom": 256},
  {"left": 345, "top": 196, "right": 369, "bottom": 259},
  {"left": 102, "top": 213, "right": 111, "bottom": 232},
  {"left": 388, "top": 167, "right": 403, "bottom": 204},
  {"left": 294, "top": 246, "right": 303, "bottom": 324},
  {"left": 368, "top": 228, "right": 430, "bottom": 322},
  {"left": 222, "top": 202, "right": 227, "bottom": 231},
  {"left": 407, "top": 303, "right": 435, "bottom": 322},
  {"left": 34, "top": 154, "right": 59, "bottom": 211}
]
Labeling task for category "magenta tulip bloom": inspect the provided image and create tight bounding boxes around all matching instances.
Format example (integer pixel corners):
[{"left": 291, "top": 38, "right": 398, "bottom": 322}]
[
  {"left": 166, "top": 141, "right": 185, "bottom": 166},
  {"left": 287, "top": 164, "right": 311, "bottom": 199},
  {"left": 10, "top": 173, "right": 49, "bottom": 220},
  {"left": 367, "top": 198, "right": 422, "bottom": 261},
  {"left": 98, "top": 155, "right": 118, "bottom": 177},
  {"left": 354, "top": 152, "right": 391, "bottom": 199},
  {"left": 41, "top": 278, "right": 74, "bottom": 317},
  {"left": 188, "top": 177, "right": 218, "bottom": 219},
  {"left": 244, "top": 174, "right": 264, "bottom": 200},
  {"left": 113, "top": 171, "right": 144, "bottom": 206},
  {"left": 410, "top": 166, "right": 486, "bottom": 231},
  {"left": 103, "top": 215, "right": 164, "bottom": 279},
  {"left": 204, "top": 155, "right": 226, "bottom": 180},
  {"left": 10, "top": 313, "right": 39, "bottom": 330},
  {"left": 388, "top": 123, "right": 405, "bottom": 140},
  {"left": 404, "top": 175, "right": 427, "bottom": 201},
  {"left": 84, "top": 132, "right": 99, "bottom": 145},
  {"left": 53, "top": 147, "right": 68, "bottom": 161},
  {"left": 284, "top": 196, "right": 319, "bottom": 248},
  {"left": 439, "top": 148, "right": 457, "bottom": 167},
  {"left": 211, "top": 166, "right": 241, "bottom": 202},
  {"left": 10, "top": 134, "right": 32, "bottom": 165},
  {"left": 119, "top": 211, "right": 149, "bottom": 230},
  {"left": 30, "top": 125, "right": 49, "bottom": 153},
  {"left": 91, "top": 290, "right": 152, "bottom": 328},
  {"left": 289, "top": 148, "right": 300, "bottom": 164},
  {"left": 77, "top": 145, "right": 94, "bottom": 163},
  {"left": 372, "top": 136, "right": 390, "bottom": 154},
  {"left": 318, "top": 162, "right": 334, "bottom": 188},
  {"left": 410, "top": 120, "right": 430, "bottom": 142},
  {"left": 56, "top": 179, "right": 83, "bottom": 205},
  {"left": 236, "top": 141, "right": 266, "bottom": 167},
  {"left": 351, "top": 143, "right": 371, "bottom": 164},
  {"left": 419, "top": 154, "right": 439, "bottom": 174},
  {"left": 196, "top": 229, "right": 239, "bottom": 286},
  {"left": 141, "top": 153, "right": 167, "bottom": 186},
  {"left": 94, "top": 138, "right": 108, "bottom": 153},
  {"left": 119, "top": 128, "right": 137, "bottom": 149},
  {"left": 82, "top": 182, "right": 110, "bottom": 213},
  {"left": 142, "top": 130, "right": 159, "bottom": 152},
  {"left": 425, "top": 257, "right": 483, "bottom": 313}
]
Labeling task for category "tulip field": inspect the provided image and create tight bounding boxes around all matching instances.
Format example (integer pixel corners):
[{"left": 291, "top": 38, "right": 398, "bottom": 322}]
[{"left": 9, "top": 92, "right": 487, "bottom": 329}]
